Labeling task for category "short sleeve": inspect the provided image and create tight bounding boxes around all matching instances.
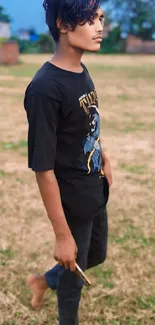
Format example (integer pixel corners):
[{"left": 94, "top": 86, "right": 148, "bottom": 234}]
[{"left": 24, "top": 93, "right": 60, "bottom": 171}]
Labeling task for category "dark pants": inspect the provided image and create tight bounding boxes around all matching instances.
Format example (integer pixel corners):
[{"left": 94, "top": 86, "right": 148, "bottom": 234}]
[{"left": 45, "top": 205, "right": 108, "bottom": 325}]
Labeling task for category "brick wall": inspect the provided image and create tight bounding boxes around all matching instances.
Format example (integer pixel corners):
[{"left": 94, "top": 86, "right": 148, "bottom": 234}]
[
  {"left": 0, "top": 42, "right": 19, "bottom": 65},
  {"left": 126, "top": 35, "right": 155, "bottom": 54}
]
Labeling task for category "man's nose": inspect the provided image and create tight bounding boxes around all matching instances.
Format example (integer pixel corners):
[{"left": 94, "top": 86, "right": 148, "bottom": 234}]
[{"left": 96, "top": 20, "right": 104, "bottom": 33}]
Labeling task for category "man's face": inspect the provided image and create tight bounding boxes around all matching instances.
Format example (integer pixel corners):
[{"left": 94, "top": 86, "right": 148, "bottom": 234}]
[{"left": 66, "top": 8, "right": 104, "bottom": 52}]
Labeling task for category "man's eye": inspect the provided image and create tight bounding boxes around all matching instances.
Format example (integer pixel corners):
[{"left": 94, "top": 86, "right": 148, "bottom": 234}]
[{"left": 100, "top": 17, "right": 105, "bottom": 26}]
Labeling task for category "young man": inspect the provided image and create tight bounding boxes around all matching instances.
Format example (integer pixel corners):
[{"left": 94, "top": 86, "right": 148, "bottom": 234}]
[{"left": 24, "top": 0, "right": 112, "bottom": 324}]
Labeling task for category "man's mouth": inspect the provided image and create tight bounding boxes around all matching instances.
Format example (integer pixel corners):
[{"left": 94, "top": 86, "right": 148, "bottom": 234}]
[{"left": 92, "top": 35, "right": 103, "bottom": 41}]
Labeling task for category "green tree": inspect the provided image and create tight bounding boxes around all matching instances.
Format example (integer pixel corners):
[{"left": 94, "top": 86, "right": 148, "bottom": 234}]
[
  {"left": 100, "top": 26, "right": 125, "bottom": 53},
  {"left": 37, "top": 33, "right": 55, "bottom": 53},
  {"left": 102, "top": 0, "right": 155, "bottom": 40},
  {"left": 0, "top": 5, "right": 11, "bottom": 23}
]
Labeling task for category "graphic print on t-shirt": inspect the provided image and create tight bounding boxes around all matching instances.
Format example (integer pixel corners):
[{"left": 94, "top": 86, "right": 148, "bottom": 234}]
[{"left": 79, "top": 89, "right": 102, "bottom": 174}]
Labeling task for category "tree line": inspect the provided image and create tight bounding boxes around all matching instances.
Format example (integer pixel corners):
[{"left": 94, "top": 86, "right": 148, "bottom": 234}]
[{"left": 0, "top": 2, "right": 155, "bottom": 54}]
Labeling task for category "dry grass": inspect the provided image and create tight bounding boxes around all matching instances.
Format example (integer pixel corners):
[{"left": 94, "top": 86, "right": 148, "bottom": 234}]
[{"left": 0, "top": 54, "right": 155, "bottom": 325}]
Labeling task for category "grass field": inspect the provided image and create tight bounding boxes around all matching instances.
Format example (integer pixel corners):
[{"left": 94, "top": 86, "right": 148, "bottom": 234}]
[{"left": 0, "top": 54, "right": 155, "bottom": 325}]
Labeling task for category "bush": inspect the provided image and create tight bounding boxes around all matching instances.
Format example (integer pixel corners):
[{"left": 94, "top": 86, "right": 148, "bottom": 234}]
[
  {"left": 100, "top": 26, "right": 125, "bottom": 54},
  {"left": 37, "top": 34, "right": 55, "bottom": 53},
  {"left": 0, "top": 37, "right": 8, "bottom": 47},
  {"left": 18, "top": 40, "right": 40, "bottom": 54},
  {"left": 10, "top": 34, "right": 55, "bottom": 54}
]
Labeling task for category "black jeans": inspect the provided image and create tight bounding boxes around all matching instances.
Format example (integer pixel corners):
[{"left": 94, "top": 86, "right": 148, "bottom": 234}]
[{"left": 45, "top": 176, "right": 109, "bottom": 325}]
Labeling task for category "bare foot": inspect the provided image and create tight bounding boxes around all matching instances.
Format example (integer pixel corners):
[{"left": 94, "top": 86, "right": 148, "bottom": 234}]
[{"left": 27, "top": 274, "right": 48, "bottom": 308}]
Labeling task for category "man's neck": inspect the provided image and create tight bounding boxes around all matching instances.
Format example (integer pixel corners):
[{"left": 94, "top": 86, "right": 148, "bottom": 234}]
[{"left": 50, "top": 43, "right": 84, "bottom": 73}]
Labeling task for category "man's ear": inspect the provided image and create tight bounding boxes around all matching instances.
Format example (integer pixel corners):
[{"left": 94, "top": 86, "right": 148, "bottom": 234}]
[{"left": 56, "top": 18, "right": 67, "bottom": 35}]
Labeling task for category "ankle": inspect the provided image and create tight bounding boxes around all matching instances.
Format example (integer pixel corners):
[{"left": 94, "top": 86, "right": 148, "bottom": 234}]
[{"left": 40, "top": 275, "right": 48, "bottom": 290}]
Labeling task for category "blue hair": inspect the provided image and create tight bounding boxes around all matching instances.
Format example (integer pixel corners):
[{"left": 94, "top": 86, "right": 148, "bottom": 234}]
[{"left": 43, "top": 0, "right": 100, "bottom": 42}]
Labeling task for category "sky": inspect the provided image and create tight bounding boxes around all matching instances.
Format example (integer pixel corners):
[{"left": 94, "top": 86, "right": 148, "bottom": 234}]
[{"left": 1, "top": 0, "right": 48, "bottom": 34}]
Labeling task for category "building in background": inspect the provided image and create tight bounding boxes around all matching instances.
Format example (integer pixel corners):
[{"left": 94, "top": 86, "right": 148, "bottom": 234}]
[
  {"left": 0, "top": 6, "right": 19, "bottom": 64},
  {"left": 18, "top": 29, "right": 30, "bottom": 41},
  {"left": 0, "top": 21, "right": 11, "bottom": 39},
  {"left": 17, "top": 28, "right": 39, "bottom": 42},
  {"left": 102, "top": 24, "right": 111, "bottom": 39},
  {"left": 0, "top": 41, "right": 19, "bottom": 64},
  {"left": 126, "top": 35, "right": 155, "bottom": 54}
]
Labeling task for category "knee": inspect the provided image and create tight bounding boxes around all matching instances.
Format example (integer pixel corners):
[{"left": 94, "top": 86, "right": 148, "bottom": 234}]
[
  {"left": 57, "top": 268, "right": 84, "bottom": 291},
  {"left": 87, "top": 249, "right": 107, "bottom": 269},
  {"left": 94, "top": 252, "right": 107, "bottom": 267}
]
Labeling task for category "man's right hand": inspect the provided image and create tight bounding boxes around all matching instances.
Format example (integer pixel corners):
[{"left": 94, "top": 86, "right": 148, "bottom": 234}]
[
  {"left": 54, "top": 234, "right": 78, "bottom": 272},
  {"left": 36, "top": 170, "right": 78, "bottom": 272}
]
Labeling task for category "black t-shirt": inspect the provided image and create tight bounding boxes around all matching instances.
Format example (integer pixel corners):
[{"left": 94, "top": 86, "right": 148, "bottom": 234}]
[{"left": 24, "top": 62, "right": 104, "bottom": 222}]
